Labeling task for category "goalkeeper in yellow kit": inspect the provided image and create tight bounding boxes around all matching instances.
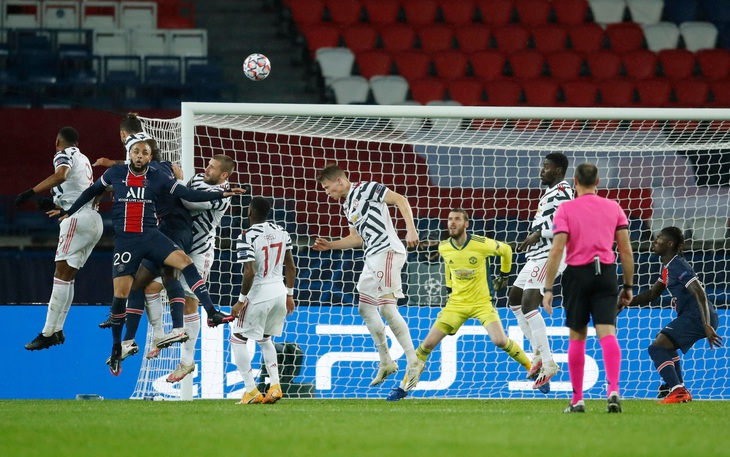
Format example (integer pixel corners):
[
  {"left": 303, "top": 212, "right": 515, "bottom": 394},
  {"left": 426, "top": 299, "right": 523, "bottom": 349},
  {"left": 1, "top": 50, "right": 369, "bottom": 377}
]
[{"left": 387, "top": 209, "right": 532, "bottom": 401}]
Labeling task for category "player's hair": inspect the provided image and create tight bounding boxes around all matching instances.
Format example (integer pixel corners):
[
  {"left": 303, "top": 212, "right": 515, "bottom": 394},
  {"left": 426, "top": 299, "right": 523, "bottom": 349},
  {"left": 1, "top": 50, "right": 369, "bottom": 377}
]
[
  {"left": 249, "top": 196, "right": 271, "bottom": 222},
  {"left": 450, "top": 208, "right": 469, "bottom": 222},
  {"left": 545, "top": 152, "right": 568, "bottom": 176},
  {"left": 660, "top": 226, "right": 685, "bottom": 253},
  {"left": 58, "top": 126, "right": 79, "bottom": 145},
  {"left": 212, "top": 154, "right": 235, "bottom": 175},
  {"left": 574, "top": 163, "right": 598, "bottom": 186},
  {"left": 120, "top": 113, "right": 143, "bottom": 134},
  {"left": 316, "top": 164, "right": 345, "bottom": 182}
]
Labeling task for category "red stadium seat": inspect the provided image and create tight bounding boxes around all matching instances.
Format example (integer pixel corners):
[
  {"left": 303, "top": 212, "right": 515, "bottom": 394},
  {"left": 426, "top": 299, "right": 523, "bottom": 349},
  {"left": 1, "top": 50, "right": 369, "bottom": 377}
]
[
  {"left": 531, "top": 25, "right": 569, "bottom": 53},
  {"left": 355, "top": 50, "right": 393, "bottom": 78},
  {"left": 546, "top": 51, "right": 584, "bottom": 80},
  {"left": 514, "top": 0, "right": 551, "bottom": 26},
  {"left": 418, "top": 25, "right": 456, "bottom": 52},
  {"left": 598, "top": 79, "right": 636, "bottom": 106},
  {"left": 393, "top": 51, "right": 432, "bottom": 79},
  {"left": 568, "top": 23, "right": 605, "bottom": 53},
  {"left": 484, "top": 79, "right": 522, "bottom": 105},
  {"left": 362, "top": 0, "right": 400, "bottom": 26},
  {"left": 447, "top": 78, "right": 484, "bottom": 105},
  {"left": 522, "top": 79, "right": 559, "bottom": 106},
  {"left": 492, "top": 25, "right": 530, "bottom": 54},
  {"left": 325, "top": 0, "right": 363, "bottom": 25},
  {"left": 585, "top": 50, "right": 622, "bottom": 80},
  {"left": 402, "top": 0, "right": 439, "bottom": 25},
  {"left": 341, "top": 25, "right": 378, "bottom": 54},
  {"left": 696, "top": 49, "right": 730, "bottom": 81},
  {"left": 622, "top": 49, "right": 658, "bottom": 80},
  {"left": 508, "top": 50, "right": 547, "bottom": 79},
  {"left": 470, "top": 50, "right": 507, "bottom": 79},
  {"left": 455, "top": 25, "right": 491, "bottom": 53},
  {"left": 560, "top": 80, "right": 599, "bottom": 106},
  {"left": 439, "top": 0, "right": 476, "bottom": 25},
  {"left": 710, "top": 80, "right": 730, "bottom": 107},
  {"left": 635, "top": 78, "right": 672, "bottom": 107},
  {"left": 288, "top": 0, "right": 326, "bottom": 26},
  {"left": 432, "top": 51, "right": 469, "bottom": 78},
  {"left": 553, "top": 0, "right": 589, "bottom": 25},
  {"left": 409, "top": 77, "right": 446, "bottom": 104},
  {"left": 476, "top": 0, "right": 514, "bottom": 26},
  {"left": 605, "top": 22, "right": 645, "bottom": 52},
  {"left": 299, "top": 24, "right": 341, "bottom": 56},
  {"left": 380, "top": 25, "right": 417, "bottom": 52},
  {"left": 673, "top": 79, "right": 709, "bottom": 107},
  {"left": 657, "top": 49, "right": 696, "bottom": 80}
]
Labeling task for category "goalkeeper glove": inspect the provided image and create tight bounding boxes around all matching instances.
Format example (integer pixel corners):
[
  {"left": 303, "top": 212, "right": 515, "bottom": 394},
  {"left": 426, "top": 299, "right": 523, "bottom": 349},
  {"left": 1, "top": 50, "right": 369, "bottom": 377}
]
[
  {"left": 14, "top": 188, "right": 35, "bottom": 207},
  {"left": 493, "top": 272, "right": 510, "bottom": 291}
]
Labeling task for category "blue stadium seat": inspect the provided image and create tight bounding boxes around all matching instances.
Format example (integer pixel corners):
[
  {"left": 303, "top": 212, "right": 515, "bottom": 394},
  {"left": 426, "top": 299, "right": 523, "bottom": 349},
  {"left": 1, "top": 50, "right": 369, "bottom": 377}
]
[
  {"left": 628, "top": 217, "right": 651, "bottom": 242},
  {"left": 663, "top": 0, "right": 699, "bottom": 24},
  {"left": 491, "top": 216, "right": 531, "bottom": 243}
]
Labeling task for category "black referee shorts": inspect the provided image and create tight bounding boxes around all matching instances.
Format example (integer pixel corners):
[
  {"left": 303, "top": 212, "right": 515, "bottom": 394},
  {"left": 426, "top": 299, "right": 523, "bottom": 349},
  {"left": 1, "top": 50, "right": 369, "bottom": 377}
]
[{"left": 561, "top": 262, "right": 619, "bottom": 331}]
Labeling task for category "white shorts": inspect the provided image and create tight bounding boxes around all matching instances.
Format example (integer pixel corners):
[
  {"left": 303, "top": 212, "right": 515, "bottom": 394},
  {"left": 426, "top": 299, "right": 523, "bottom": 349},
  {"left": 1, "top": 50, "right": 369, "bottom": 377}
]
[
  {"left": 513, "top": 257, "right": 567, "bottom": 291},
  {"left": 232, "top": 294, "right": 287, "bottom": 340},
  {"left": 181, "top": 245, "right": 214, "bottom": 298},
  {"left": 357, "top": 250, "right": 406, "bottom": 299},
  {"left": 55, "top": 207, "right": 103, "bottom": 270}
]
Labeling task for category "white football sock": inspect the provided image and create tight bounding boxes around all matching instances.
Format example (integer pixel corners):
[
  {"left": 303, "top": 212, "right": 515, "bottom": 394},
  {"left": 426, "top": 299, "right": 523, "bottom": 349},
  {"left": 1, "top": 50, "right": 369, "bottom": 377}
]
[
  {"left": 379, "top": 299, "right": 416, "bottom": 365},
  {"left": 231, "top": 335, "right": 256, "bottom": 391},
  {"left": 145, "top": 293, "right": 165, "bottom": 339},
  {"left": 55, "top": 279, "right": 75, "bottom": 332},
  {"left": 181, "top": 312, "right": 200, "bottom": 365},
  {"left": 43, "top": 278, "right": 73, "bottom": 336},
  {"left": 258, "top": 337, "right": 280, "bottom": 386},
  {"left": 510, "top": 305, "right": 535, "bottom": 351},
  {"left": 358, "top": 298, "right": 393, "bottom": 365},
  {"left": 526, "top": 310, "right": 553, "bottom": 364}
]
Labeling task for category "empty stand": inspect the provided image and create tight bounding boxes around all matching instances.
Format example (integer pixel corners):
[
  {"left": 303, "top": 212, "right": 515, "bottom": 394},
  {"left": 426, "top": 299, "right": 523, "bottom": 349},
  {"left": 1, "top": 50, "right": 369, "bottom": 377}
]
[
  {"left": 626, "top": 0, "right": 663, "bottom": 25},
  {"left": 417, "top": 25, "right": 455, "bottom": 53},
  {"left": 393, "top": 51, "right": 432, "bottom": 80},
  {"left": 553, "top": 0, "right": 590, "bottom": 24},
  {"left": 673, "top": 79, "right": 709, "bottom": 107},
  {"left": 119, "top": 1, "right": 157, "bottom": 29},
  {"left": 531, "top": 26, "right": 569, "bottom": 53},
  {"left": 455, "top": 25, "right": 491, "bottom": 54},
  {"left": 635, "top": 78, "right": 672, "bottom": 107},
  {"left": 402, "top": 0, "right": 439, "bottom": 25},
  {"left": 316, "top": 47, "right": 355, "bottom": 85},
  {"left": 522, "top": 79, "right": 559, "bottom": 106},
  {"left": 408, "top": 78, "right": 445, "bottom": 104},
  {"left": 287, "top": 0, "right": 325, "bottom": 26},
  {"left": 81, "top": 2, "right": 118, "bottom": 30},
  {"left": 492, "top": 25, "right": 530, "bottom": 54},
  {"left": 642, "top": 22, "right": 681, "bottom": 52},
  {"left": 696, "top": 49, "right": 730, "bottom": 80},
  {"left": 658, "top": 49, "right": 696, "bottom": 79},
  {"left": 439, "top": 0, "right": 476, "bottom": 26},
  {"left": 362, "top": 0, "right": 400, "bottom": 26},
  {"left": 475, "top": 0, "right": 514, "bottom": 26},
  {"left": 698, "top": 0, "right": 730, "bottom": 25},
  {"left": 41, "top": 1, "right": 80, "bottom": 29},
  {"left": 588, "top": 0, "right": 626, "bottom": 24},
  {"left": 586, "top": 50, "right": 622, "bottom": 80},
  {"left": 546, "top": 51, "right": 584, "bottom": 80},
  {"left": 299, "top": 24, "right": 340, "bottom": 56},
  {"left": 508, "top": 50, "right": 546, "bottom": 79},
  {"left": 355, "top": 50, "right": 393, "bottom": 78},
  {"left": 605, "top": 22, "right": 645, "bottom": 52},
  {"left": 131, "top": 30, "right": 167, "bottom": 58},
  {"left": 370, "top": 75, "right": 409, "bottom": 104},
  {"left": 330, "top": 75, "right": 370, "bottom": 104},
  {"left": 663, "top": 0, "right": 698, "bottom": 25},
  {"left": 446, "top": 78, "right": 484, "bottom": 105},
  {"left": 326, "top": 0, "right": 363, "bottom": 25},
  {"left": 470, "top": 50, "right": 507, "bottom": 79},
  {"left": 560, "top": 80, "right": 599, "bottom": 106},
  {"left": 680, "top": 21, "right": 718, "bottom": 51},
  {"left": 568, "top": 23, "right": 606, "bottom": 53},
  {"left": 484, "top": 79, "right": 522, "bottom": 105},
  {"left": 514, "top": 0, "right": 552, "bottom": 26},
  {"left": 432, "top": 51, "right": 469, "bottom": 78},
  {"left": 691, "top": 217, "right": 729, "bottom": 242},
  {"left": 341, "top": 25, "right": 378, "bottom": 54},
  {"left": 380, "top": 25, "right": 417, "bottom": 52},
  {"left": 3, "top": 0, "right": 41, "bottom": 28},
  {"left": 168, "top": 29, "right": 207, "bottom": 58},
  {"left": 157, "top": 0, "right": 195, "bottom": 29},
  {"left": 93, "top": 29, "right": 129, "bottom": 57},
  {"left": 710, "top": 80, "right": 730, "bottom": 106},
  {"left": 622, "top": 49, "right": 658, "bottom": 80},
  {"left": 598, "top": 78, "right": 636, "bottom": 106}
]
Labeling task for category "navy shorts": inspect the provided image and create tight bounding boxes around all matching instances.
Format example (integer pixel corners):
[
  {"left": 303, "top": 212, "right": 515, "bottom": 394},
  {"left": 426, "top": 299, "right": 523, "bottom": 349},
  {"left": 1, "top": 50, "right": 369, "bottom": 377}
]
[
  {"left": 561, "top": 262, "right": 619, "bottom": 330},
  {"left": 140, "top": 214, "right": 192, "bottom": 276},
  {"left": 660, "top": 310, "right": 720, "bottom": 354},
  {"left": 113, "top": 230, "right": 182, "bottom": 278}
]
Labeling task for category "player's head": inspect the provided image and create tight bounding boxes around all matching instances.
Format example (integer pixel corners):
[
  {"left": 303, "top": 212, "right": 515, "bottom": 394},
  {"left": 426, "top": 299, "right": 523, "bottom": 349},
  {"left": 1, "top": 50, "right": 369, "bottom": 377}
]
[
  {"left": 205, "top": 154, "right": 234, "bottom": 185},
  {"left": 317, "top": 164, "right": 350, "bottom": 200},
  {"left": 56, "top": 126, "right": 79, "bottom": 149},
  {"left": 654, "top": 226, "right": 685, "bottom": 256},
  {"left": 128, "top": 140, "right": 153, "bottom": 173},
  {"left": 248, "top": 196, "right": 271, "bottom": 224},
  {"left": 120, "top": 113, "right": 143, "bottom": 137},
  {"left": 574, "top": 163, "right": 599, "bottom": 188},
  {"left": 541, "top": 152, "right": 568, "bottom": 186},
  {"left": 447, "top": 209, "right": 469, "bottom": 239}
]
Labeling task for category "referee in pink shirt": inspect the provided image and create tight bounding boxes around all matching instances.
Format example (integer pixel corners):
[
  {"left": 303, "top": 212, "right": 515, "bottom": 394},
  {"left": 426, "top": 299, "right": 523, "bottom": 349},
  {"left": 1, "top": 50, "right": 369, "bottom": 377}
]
[{"left": 542, "top": 163, "right": 635, "bottom": 414}]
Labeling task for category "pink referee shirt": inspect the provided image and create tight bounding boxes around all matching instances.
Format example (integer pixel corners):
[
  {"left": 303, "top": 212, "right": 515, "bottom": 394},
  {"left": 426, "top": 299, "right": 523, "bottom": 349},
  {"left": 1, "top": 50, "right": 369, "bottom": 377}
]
[{"left": 552, "top": 193, "right": 629, "bottom": 266}]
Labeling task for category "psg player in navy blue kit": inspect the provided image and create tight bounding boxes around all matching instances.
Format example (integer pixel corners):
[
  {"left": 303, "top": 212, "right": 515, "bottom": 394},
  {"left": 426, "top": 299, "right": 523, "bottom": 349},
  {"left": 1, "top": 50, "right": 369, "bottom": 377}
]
[
  {"left": 620, "top": 226, "right": 722, "bottom": 403},
  {"left": 55, "top": 138, "right": 246, "bottom": 374}
]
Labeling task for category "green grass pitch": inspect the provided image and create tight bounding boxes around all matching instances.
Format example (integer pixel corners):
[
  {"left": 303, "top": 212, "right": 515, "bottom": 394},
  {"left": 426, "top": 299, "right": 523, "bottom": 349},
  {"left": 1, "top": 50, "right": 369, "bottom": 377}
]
[{"left": 1, "top": 399, "right": 726, "bottom": 457}]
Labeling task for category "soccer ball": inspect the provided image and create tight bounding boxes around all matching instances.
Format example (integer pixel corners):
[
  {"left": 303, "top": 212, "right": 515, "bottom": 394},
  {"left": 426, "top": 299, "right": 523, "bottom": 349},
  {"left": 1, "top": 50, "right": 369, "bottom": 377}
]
[{"left": 243, "top": 53, "right": 271, "bottom": 81}]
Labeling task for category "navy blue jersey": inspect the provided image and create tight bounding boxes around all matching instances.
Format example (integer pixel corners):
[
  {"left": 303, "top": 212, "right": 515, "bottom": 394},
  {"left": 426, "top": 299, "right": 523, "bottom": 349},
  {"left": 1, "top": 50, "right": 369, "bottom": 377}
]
[
  {"left": 660, "top": 255, "right": 704, "bottom": 317},
  {"left": 152, "top": 161, "right": 193, "bottom": 225}
]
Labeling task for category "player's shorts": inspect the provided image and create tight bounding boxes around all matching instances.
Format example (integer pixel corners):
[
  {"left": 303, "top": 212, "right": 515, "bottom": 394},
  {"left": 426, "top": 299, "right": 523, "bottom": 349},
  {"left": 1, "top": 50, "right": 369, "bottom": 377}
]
[
  {"left": 113, "top": 230, "right": 182, "bottom": 278},
  {"left": 141, "top": 214, "right": 192, "bottom": 277},
  {"left": 561, "top": 262, "right": 619, "bottom": 330},
  {"left": 513, "top": 256, "right": 567, "bottom": 291},
  {"left": 434, "top": 300, "right": 501, "bottom": 335},
  {"left": 231, "top": 294, "right": 288, "bottom": 340},
  {"left": 181, "top": 245, "right": 214, "bottom": 298},
  {"left": 659, "top": 310, "right": 719, "bottom": 354},
  {"left": 357, "top": 250, "right": 406, "bottom": 299},
  {"left": 55, "top": 207, "right": 103, "bottom": 270}
]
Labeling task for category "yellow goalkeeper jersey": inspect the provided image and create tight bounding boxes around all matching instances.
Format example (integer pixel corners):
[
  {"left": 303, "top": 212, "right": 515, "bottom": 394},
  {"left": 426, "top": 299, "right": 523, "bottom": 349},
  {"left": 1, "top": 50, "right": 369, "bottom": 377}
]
[{"left": 439, "top": 234, "right": 512, "bottom": 306}]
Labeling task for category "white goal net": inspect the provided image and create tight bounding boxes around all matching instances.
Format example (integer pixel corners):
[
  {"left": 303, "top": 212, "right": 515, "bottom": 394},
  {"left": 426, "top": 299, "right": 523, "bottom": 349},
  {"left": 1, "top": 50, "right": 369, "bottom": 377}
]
[{"left": 134, "top": 103, "right": 729, "bottom": 401}]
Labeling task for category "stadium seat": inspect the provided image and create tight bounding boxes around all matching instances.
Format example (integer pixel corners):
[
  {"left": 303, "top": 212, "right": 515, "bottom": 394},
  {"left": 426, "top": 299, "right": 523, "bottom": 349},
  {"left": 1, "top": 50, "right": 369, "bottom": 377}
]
[
  {"left": 330, "top": 75, "right": 370, "bottom": 104},
  {"left": 455, "top": 25, "right": 492, "bottom": 53},
  {"left": 475, "top": 0, "right": 515, "bottom": 26},
  {"left": 299, "top": 24, "right": 341, "bottom": 57},
  {"left": 446, "top": 78, "right": 484, "bottom": 105},
  {"left": 627, "top": 217, "right": 651, "bottom": 242},
  {"left": 130, "top": 30, "right": 167, "bottom": 58},
  {"left": 492, "top": 216, "right": 531, "bottom": 243},
  {"left": 81, "top": 1, "right": 119, "bottom": 29},
  {"left": 287, "top": 0, "right": 325, "bottom": 26},
  {"left": 710, "top": 80, "right": 730, "bottom": 106},
  {"left": 560, "top": 80, "right": 599, "bottom": 106},
  {"left": 402, "top": 0, "right": 439, "bottom": 25},
  {"left": 588, "top": 0, "right": 626, "bottom": 24},
  {"left": 42, "top": 1, "right": 80, "bottom": 29},
  {"left": 355, "top": 50, "right": 393, "bottom": 78},
  {"left": 370, "top": 75, "right": 409, "bottom": 104},
  {"left": 484, "top": 79, "right": 522, "bottom": 105},
  {"left": 408, "top": 77, "right": 446, "bottom": 104},
  {"left": 157, "top": 0, "right": 195, "bottom": 29},
  {"left": 380, "top": 25, "right": 417, "bottom": 52},
  {"left": 622, "top": 49, "right": 658, "bottom": 80},
  {"left": 641, "top": 22, "right": 680, "bottom": 52},
  {"left": 93, "top": 29, "right": 129, "bottom": 57},
  {"left": 546, "top": 51, "right": 584, "bottom": 80},
  {"left": 635, "top": 78, "right": 672, "bottom": 107},
  {"left": 316, "top": 47, "right": 355, "bottom": 85},
  {"left": 680, "top": 21, "right": 718, "bottom": 51},
  {"left": 168, "top": 29, "right": 207, "bottom": 58},
  {"left": 439, "top": 0, "right": 476, "bottom": 26},
  {"left": 432, "top": 51, "right": 469, "bottom": 78},
  {"left": 657, "top": 49, "right": 696, "bottom": 79},
  {"left": 553, "top": 0, "right": 589, "bottom": 24},
  {"left": 568, "top": 23, "right": 606, "bottom": 53},
  {"left": 514, "top": 0, "right": 552, "bottom": 26},
  {"left": 531, "top": 26, "right": 569, "bottom": 53},
  {"left": 118, "top": 1, "right": 158, "bottom": 29},
  {"left": 470, "top": 50, "right": 507, "bottom": 79},
  {"left": 691, "top": 216, "right": 729, "bottom": 242},
  {"left": 598, "top": 78, "right": 636, "bottom": 106},
  {"left": 673, "top": 79, "right": 709, "bottom": 107},
  {"left": 143, "top": 56, "right": 183, "bottom": 98},
  {"left": 663, "top": 0, "right": 698, "bottom": 25},
  {"left": 585, "top": 50, "right": 622, "bottom": 80},
  {"left": 341, "top": 25, "right": 378, "bottom": 54},
  {"left": 492, "top": 25, "right": 530, "bottom": 53},
  {"left": 393, "top": 51, "right": 432, "bottom": 79},
  {"left": 696, "top": 49, "right": 730, "bottom": 80},
  {"left": 362, "top": 0, "right": 400, "bottom": 26},
  {"left": 417, "top": 25, "right": 456, "bottom": 53},
  {"left": 605, "top": 22, "right": 646, "bottom": 52},
  {"left": 325, "top": 0, "right": 363, "bottom": 24},
  {"left": 2, "top": 0, "right": 41, "bottom": 28},
  {"left": 626, "top": 0, "right": 663, "bottom": 25},
  {"left": 508, "top": 50, "right": 547, "bottom": 79},
  {"left": 522, "top": 79, "right": 559, "bottom": 106}
]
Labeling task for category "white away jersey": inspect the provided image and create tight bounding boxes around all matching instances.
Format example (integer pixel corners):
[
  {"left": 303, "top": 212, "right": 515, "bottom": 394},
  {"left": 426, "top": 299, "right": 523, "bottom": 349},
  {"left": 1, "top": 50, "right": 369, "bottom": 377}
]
[
  {"left": 51, "top": 147, "right": 95, "bottom": 211},
  {"left": 526, "top": 179, "right": 574, "bottom": 261},
  {"left": 235, "top": 222, "right": 292, "bottom": 302},
  {"left": 183, "top": 173, "right": 231, "bottom": 254},
  {"left": 343, "top": 181, "right": 406, "bottom": 258}
]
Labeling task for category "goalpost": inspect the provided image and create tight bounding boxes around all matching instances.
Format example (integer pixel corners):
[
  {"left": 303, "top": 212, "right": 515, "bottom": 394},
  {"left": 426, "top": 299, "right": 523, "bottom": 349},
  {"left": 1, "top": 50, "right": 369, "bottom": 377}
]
[{"left": 134, "top": 103, "right": 730, "bottom": 401}]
